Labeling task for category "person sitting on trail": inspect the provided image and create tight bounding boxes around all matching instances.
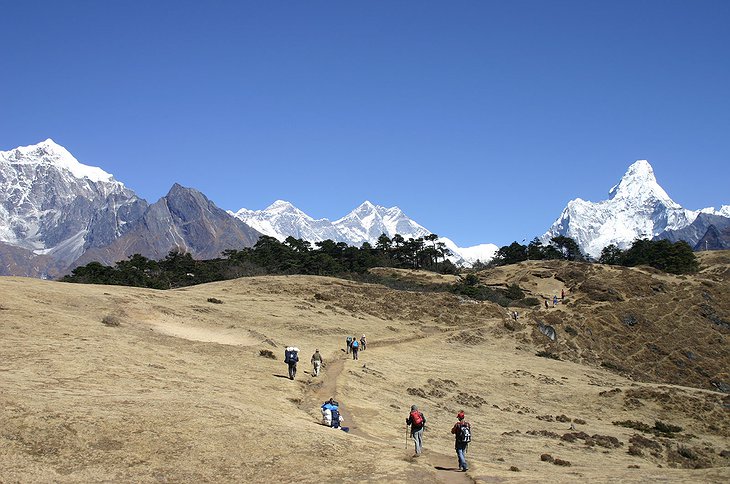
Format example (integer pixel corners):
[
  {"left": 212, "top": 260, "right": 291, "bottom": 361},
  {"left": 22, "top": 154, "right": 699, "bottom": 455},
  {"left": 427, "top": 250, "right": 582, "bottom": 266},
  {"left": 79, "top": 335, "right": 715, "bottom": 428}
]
[
  {"left": 351, "top": 338, "right": 359, "bottom": 360},
  {"left": 346, "top": 336, "right": 353, "bottom": 354},
  {"left": 284, "top": 346, "right": 299, "bottom": 380},
  {"left": 406, "top": 404, "right": 426, "bottom": 456},
  {"left": 451, "top": 410, "right": 471, "bottom": 472},
  {"left": 360, "top": 334, "right": 367, "bottom": 350},
  {"left": 311, "top": 349, "right": 323, "bottom": 377}
]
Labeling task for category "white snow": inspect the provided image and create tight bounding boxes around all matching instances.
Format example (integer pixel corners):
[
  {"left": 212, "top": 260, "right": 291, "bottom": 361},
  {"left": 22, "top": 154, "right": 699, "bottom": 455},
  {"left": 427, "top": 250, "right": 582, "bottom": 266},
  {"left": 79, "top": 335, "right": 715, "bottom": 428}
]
[{"left": 4, "top": 139, "right": 115, "bottom": 183}]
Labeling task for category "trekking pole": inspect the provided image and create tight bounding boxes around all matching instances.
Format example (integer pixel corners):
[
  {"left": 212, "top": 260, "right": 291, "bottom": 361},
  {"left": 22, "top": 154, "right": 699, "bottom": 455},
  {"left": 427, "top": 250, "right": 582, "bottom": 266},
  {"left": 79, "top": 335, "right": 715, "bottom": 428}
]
[{"left": 405, "top": 425, "right": 409, "bottom": 450}]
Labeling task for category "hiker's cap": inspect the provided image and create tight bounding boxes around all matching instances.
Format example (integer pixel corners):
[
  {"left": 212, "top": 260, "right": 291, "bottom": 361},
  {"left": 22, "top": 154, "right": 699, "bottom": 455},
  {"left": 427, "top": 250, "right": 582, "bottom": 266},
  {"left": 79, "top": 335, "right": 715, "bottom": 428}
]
[
  {"left": 457, "top": 411, "right": 465, "bottom": 420},
  {"left": 411, "top": 405, "right": 418, "bottom": 411}
]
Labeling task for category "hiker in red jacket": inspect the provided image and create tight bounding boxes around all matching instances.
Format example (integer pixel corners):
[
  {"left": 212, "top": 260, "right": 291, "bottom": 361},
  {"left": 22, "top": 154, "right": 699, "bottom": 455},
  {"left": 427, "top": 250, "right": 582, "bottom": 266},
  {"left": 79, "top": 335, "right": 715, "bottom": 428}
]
[
  {"left": 451, "top": 410, "right": 471, "bottom": 471},
  {"left": 406, "top": 405, "right": 426, "bottom": 456}
]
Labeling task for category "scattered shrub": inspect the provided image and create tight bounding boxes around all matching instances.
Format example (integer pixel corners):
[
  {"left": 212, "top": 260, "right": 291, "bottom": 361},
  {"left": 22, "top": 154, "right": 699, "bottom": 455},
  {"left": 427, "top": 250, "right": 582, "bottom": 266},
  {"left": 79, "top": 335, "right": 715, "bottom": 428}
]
[
  {"left": 101, "top": 314, "right": 122, "bottom": 327},
  {"left": 553, "top": 458, "right": 571, "bottom": 466},
  {"left": 207, "top": 297, "right": 223, "bottom": 304},
  {"left": 509, "top": 466, "right": 520, "bottom": 472},
  {"left": 654, "top": 420, "right": 682, "bottom": 434},
  {"left": 259, "top": 349, "right": 276, "bottom": 359},
  {"left": 540, "top": 453, "right": 554, "bottom": 462},
  {"left": 536, "top": 351, "right": 560, "bottom": 360},
  {"left": 565, "top": 326, "right": 578, "bottom": 337}
]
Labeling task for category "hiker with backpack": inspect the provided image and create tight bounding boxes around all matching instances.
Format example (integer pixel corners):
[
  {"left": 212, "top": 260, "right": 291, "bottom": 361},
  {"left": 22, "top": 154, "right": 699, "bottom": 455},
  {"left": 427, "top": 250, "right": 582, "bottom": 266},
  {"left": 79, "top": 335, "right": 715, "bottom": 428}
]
[
  {"left": 360, "top": 334, "right": 367, "bottom": 350},
  {"left": 311, "top": 349, "right": 323, "bottom": 377},
  {"left": 346, "top": 335, "right": 353, "bottom": 354},
  {"left": 284, "top": 346, "right": 299, "bottom": 380},
  {"left": 406, "top": 404, "right": 426, "bottom": 456},
  {"left": 351, "top": 338, "right": 359, "bottom": 360},
  {"left": 451, "top": 410, "right": 471, "bottom": 472}
]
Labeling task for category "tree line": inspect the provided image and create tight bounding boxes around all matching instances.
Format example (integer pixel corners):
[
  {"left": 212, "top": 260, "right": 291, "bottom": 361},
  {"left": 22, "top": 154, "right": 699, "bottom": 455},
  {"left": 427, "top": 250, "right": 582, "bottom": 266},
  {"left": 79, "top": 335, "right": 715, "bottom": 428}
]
[
  {"left": 61, "top": 234, "right": 458, "bottom": 289},
  {"left": 61, "top": 232, "right": 700, "bottom": 291},
  {"left": 490, "top": 236, "right": 698, "bottom": 274}
]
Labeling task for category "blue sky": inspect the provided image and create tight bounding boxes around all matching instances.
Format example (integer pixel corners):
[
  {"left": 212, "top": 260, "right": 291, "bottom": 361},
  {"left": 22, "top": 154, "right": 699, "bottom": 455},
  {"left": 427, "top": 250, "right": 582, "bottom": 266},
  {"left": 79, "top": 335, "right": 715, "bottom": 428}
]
[{"left": 2, "top": 1, "right": 729, "bottom": 247}]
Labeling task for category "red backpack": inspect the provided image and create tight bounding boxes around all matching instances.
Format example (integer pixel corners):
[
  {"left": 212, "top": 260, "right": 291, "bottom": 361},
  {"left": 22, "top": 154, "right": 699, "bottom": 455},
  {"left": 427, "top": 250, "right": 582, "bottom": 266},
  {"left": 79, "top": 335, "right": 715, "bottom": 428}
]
[{"left": 410, "top": 411, "right": 423, "bottom": 426}]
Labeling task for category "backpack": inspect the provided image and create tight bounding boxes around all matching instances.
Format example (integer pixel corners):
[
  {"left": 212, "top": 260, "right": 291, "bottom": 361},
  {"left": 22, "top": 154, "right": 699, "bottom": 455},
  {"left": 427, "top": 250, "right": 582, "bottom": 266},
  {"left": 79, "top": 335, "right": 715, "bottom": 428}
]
[
  {"left": 352, "top": 340, "right": 359, "bottom": 349},
  {"left": 457, "top": 424, "right": 471, "bottom": 443},
  {"left": 285, "top": 350, "right": 298, "bottom": 364},
  {"left": 410, "top": 411, "right": 423, "bottom": 427}
]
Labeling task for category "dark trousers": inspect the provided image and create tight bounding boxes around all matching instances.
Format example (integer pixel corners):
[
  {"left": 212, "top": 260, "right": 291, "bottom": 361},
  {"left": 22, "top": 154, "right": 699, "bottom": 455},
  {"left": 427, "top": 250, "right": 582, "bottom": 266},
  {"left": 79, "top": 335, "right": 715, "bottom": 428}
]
[{"left": 288, "top": 363, "right": 297, "bottom": 380}]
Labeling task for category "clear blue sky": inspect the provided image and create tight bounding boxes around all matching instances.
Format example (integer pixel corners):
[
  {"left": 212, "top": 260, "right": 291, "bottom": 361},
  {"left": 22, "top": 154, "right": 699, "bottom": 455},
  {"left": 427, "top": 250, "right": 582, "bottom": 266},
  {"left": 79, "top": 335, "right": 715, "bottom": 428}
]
[{"left": 2, "top": 1, "right": 728, "bottom": 247}]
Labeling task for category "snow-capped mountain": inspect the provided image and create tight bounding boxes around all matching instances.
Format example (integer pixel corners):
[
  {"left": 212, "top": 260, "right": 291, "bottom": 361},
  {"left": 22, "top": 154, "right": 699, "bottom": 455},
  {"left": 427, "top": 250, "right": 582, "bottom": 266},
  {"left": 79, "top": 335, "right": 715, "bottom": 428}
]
[
  {"left": 231, "top": 200, "right": 342, "bottom": 242},
  {"left": 231, "top": 200, "right": 495, "bottom": 265},
  {"left": 231, "top": 200, "right": 430, "bottom": 245},
  {"left": 544, "top": 160, "right": 730, "bottom": 257},
  {"left": 0, "top": 139, "right": 148, "bottom": 269},
  {"left": 333, "top": 201, "right": 431, "bottom": 245}
]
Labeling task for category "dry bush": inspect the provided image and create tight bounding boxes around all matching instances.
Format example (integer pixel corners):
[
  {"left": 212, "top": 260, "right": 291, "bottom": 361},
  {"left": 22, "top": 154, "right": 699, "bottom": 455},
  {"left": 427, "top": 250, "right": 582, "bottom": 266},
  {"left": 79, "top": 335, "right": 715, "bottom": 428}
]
[
  {"left": 207, "top": 297, "right": 223, "bottom": 304},
  {"left": 259, "top": 349, "right": 276, "bottom": 359},
  {"left": 101, "top": 314, "right": 123, "bottom": 327}
]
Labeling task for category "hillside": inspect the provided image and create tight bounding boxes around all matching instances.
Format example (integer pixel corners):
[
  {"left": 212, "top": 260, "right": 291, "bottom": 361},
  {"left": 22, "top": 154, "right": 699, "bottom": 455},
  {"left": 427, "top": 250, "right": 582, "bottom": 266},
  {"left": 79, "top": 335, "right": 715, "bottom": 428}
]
[{"left": 1, "top": 257, "right": 729, "bottom": 482}]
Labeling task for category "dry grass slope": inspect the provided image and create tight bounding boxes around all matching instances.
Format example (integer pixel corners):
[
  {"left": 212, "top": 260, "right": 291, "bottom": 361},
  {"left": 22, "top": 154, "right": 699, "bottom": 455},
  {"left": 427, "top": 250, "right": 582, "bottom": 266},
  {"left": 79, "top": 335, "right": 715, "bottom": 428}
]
[{"left": 1, "top": 254, "right": 729, "bottom": 482}]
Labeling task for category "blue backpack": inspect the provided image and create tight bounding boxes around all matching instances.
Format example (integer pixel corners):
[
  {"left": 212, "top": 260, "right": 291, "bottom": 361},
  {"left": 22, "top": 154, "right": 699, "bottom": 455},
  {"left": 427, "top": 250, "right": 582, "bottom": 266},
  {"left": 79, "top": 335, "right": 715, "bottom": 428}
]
[{"left": 352, "top": 340, "right": 359, "bottom": 349}]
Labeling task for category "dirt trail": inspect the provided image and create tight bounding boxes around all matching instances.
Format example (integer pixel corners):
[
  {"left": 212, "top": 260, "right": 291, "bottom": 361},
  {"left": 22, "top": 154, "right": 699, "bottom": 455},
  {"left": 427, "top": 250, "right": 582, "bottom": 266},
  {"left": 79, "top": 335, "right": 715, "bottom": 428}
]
[{"left": 305, "top": 348, "right": 474, "bottom": 483}]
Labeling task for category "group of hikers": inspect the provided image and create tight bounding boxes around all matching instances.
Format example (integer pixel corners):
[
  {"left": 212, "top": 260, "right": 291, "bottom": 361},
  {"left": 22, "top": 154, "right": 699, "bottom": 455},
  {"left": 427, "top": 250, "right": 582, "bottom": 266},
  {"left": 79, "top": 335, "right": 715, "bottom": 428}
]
[
  {"left": 407, "top": 405, "right": 472, "bottom": 472},
  {"left": 283, "top": 338, "right": 473, "bottom": 473},
  {"left": 346, "top": 334, "right": 366, "bottom": 359},
  {"left": 544, "top": 288, "right": 567, "bottom": 309},
  {"left": 283, "top": 335, "right": 367, "bottom": 381}
]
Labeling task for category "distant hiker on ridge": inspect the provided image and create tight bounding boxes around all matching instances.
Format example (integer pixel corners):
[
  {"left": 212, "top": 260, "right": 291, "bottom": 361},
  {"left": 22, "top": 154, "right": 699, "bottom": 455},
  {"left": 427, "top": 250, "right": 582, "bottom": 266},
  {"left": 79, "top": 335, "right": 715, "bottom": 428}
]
[
  {"left": 311, "top": 349, "right": 322, "bottom": 377},
  {"left": 406, "top": 404, "right": 426, "bottom": 457},
  {"left": 451, "top": 410, "right": 471, "bottom": 472},
  {"left": 284, "top": 346, "right": 299, "bottom": 380}
]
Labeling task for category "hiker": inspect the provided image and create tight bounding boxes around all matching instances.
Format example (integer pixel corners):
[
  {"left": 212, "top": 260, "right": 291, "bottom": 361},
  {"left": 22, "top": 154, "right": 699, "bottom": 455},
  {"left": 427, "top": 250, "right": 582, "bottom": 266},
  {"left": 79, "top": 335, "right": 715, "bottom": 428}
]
[
  {"left": 321, "top": 398, "right": 338, "bottom": 426},
  {"left": 512, "top": 311, "right": 518, "bottom": 321},
  {"left": 346, "top": 335, "right": 353, "bottom": 354},
  {"left": 553, "top": 295, "right": 558, "bottom": 306},
  {"left": 351, "top": 338, "right": 359, "bottom": 360},
  {"left": 406, "top": 404, "right": 426, "bottom": 456},
  {"left": 545, "top": 300, "right": 549, "bottom": 309},
  {"left": 451, "top": 410, "right": 471, "bottom": 471},
  {"left": 311, "top": 349, "right": 323, "bottom": 377},
  {"left": 360, "top": 334, "right": 367, "bottom": 350},
  {"left": 561, "top": 288, "right": 565, "bottom": 300},
  {"left": 284, "top": 346, "right": 299, "bottom": 380}
]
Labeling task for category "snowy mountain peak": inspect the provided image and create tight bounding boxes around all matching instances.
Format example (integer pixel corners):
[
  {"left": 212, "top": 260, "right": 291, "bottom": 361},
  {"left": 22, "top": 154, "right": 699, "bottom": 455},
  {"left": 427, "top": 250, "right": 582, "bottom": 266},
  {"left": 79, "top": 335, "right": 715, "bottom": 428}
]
[
  {"left": 3, "top": 139, "right": 115, "bottom": 183},
  {"left": 608, "top": 159, "right": 674, "bottom": 206},
  {"left": 265, "top": 200, "right": 300, "bottom": 213},
  {"left": 544, "top": 159, "right": 705, "bottom": 257}
]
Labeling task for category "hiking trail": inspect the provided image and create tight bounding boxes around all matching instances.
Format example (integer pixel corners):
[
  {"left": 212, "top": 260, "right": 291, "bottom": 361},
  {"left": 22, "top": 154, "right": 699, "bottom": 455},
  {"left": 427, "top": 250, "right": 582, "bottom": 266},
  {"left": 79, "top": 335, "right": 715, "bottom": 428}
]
[{"left": 302, "top": 346, "right": 475, "bottom": 484}]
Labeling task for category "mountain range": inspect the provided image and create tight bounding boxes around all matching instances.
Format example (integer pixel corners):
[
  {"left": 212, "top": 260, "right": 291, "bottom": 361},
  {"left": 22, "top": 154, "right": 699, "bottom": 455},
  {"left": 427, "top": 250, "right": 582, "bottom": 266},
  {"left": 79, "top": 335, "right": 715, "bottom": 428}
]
[
  {"left": 229, "top": 201, "right": 498, "bottom": 265},
  {"left": 0, "top": 140, "right": 728, "bottom": 277}
]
